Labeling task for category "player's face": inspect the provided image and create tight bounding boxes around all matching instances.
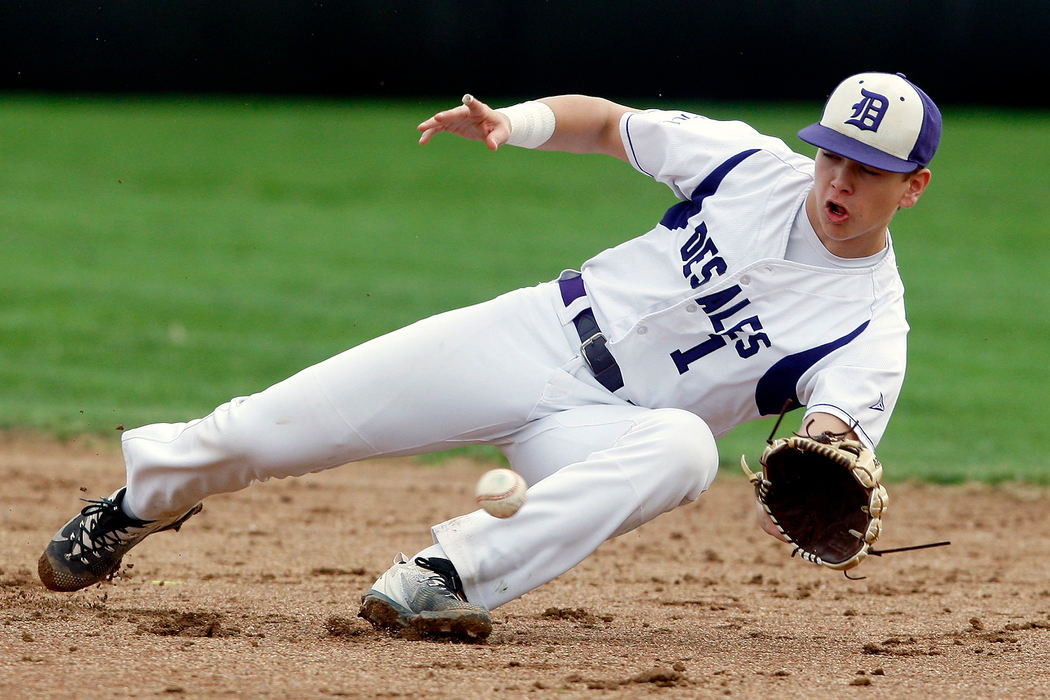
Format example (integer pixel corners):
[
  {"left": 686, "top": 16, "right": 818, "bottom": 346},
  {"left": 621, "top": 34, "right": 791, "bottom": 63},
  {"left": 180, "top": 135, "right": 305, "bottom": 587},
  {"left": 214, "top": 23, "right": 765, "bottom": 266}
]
[{"left": 806, "top": 149, "right": 931, "bottom": 258}]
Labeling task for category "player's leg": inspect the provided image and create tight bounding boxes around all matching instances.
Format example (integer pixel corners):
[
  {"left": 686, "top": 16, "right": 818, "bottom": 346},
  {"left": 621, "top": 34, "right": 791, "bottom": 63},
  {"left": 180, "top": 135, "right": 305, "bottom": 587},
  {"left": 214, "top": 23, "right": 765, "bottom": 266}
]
[
  {"left": 39, "top": 281, "right": 605, "bottom": 591},
  {"left": 427, "top": 404, "right": 719, "bottom": 611},
  {"left": 118, "top": 282, "right": 585, "bottom": 521}
]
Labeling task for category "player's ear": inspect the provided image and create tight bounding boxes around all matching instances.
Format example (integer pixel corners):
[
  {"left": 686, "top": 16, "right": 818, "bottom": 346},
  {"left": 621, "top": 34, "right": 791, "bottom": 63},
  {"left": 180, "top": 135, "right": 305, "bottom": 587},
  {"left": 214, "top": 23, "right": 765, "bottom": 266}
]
[{"left": 898, "top": 168, "right": 931, "bottom": 209}]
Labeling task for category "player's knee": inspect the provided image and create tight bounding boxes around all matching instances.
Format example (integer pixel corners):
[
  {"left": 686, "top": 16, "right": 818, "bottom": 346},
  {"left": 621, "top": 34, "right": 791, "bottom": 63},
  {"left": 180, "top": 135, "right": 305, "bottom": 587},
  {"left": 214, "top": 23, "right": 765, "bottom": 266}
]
[{"left": 643, "top": 408, "right": 718, "bottom": 498}]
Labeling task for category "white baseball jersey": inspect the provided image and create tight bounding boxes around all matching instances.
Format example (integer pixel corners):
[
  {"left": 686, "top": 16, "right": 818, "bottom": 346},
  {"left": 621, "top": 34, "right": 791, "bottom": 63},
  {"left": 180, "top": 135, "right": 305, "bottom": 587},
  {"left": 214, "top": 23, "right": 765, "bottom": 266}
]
[{"left": 577, "top": 110, "right": 909, "bottom": 447}]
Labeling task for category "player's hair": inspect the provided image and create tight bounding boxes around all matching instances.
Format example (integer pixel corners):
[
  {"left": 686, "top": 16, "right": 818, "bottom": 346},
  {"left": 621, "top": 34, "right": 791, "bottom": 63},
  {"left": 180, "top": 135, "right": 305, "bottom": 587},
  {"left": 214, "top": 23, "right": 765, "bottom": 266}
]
[{"left": 903, "top": 165, "right": 930, "bottom": 179}]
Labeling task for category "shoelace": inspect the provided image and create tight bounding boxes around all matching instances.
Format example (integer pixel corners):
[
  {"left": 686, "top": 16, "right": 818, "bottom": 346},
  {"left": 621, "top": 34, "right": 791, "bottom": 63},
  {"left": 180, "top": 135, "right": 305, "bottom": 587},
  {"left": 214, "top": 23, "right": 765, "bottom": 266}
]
[
  {"left": 69, "top": 496, "right": 141, "bottom": 561},
  {"left": 414, "top": 557, "right": 464, "bottom": 600}
]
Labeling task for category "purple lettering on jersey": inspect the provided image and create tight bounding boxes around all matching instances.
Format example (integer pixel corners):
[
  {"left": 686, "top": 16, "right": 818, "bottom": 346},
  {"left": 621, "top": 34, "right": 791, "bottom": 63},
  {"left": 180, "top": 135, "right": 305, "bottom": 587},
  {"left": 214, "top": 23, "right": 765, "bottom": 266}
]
[
  {"left": 669, "top": 150, "right": 771, "bottom": 373},
  {"left": 671, "top": 334, "right": 726, "bottom": 374},
  {"left": 672, "top": 285, "right": 768, "bottom": 373},
  {"left": 679, "top": 221, "right": 709, "bottom": 259},
  {"left": 682, "top": 235, "right": 721, "bottom": 286},
  {"left": 754, "top": 321, "right": 870, "bottom": 416},
  {"left": 709, "top": 298, "right": 751, "bottom": 333},
  {"left": 690, "top": 257, "right": 728, "bottom": 288},
  {"left": 730, "top": 317, "right": 770, "bottom": 358},
  {"left": 694, "top": 285, "right": 743, "bottom": 316}
]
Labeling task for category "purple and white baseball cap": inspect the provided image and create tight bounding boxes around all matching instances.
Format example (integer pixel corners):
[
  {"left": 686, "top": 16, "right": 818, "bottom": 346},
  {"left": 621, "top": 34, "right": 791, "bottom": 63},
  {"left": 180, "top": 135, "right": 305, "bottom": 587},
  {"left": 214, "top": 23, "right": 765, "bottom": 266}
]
[{"left": 798, "top": 72, "right": 941, "bottom": 173}]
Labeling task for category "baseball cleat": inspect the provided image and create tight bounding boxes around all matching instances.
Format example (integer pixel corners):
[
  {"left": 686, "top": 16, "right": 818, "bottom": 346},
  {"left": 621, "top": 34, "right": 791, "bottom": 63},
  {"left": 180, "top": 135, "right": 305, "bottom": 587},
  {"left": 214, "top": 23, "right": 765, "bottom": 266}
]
[
  {"left": 359, "top": 553, "right": 492, "bottom": 641},
  {"left": 38, "top": 487, "right": 202, "bottom": 592}
]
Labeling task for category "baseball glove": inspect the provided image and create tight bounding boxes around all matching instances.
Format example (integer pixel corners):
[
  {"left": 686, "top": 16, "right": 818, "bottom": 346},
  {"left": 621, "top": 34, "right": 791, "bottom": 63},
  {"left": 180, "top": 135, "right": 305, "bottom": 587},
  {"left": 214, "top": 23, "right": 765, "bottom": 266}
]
[{"left": 740, "top": 435, "right": 888, "bottom": 572}]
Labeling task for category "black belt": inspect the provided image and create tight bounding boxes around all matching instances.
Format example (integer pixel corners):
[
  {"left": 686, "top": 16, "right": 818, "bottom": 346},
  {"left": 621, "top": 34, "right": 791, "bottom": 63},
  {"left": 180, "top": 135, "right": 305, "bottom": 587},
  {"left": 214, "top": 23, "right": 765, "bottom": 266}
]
[{"left": 558, "top": 276, "right": 624, "bottom": 392}]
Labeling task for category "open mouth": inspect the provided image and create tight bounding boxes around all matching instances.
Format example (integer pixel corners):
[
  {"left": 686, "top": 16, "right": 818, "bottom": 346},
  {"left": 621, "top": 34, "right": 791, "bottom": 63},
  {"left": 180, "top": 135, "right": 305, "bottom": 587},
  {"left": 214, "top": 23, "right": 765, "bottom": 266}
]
[{"left": 826, "top": 200, "right": 849, "bottom": 223}]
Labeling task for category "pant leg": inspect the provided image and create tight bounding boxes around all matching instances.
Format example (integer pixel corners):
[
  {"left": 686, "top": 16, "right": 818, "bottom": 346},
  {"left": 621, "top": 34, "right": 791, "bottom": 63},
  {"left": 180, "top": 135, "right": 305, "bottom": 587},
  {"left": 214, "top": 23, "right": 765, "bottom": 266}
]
[
  {"left": 432, "top": 405, "right": 719, "bottom": 610},
  {"left": 122, "top": 282, "right": 609, "bottom": 520}
]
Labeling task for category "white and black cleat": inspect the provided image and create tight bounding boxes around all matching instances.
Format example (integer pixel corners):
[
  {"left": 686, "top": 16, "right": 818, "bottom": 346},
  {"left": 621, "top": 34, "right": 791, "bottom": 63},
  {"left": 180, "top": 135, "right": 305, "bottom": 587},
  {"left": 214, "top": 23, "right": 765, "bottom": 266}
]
[{"left": 38, "top": 487, "right": 201, "bottom": 592}]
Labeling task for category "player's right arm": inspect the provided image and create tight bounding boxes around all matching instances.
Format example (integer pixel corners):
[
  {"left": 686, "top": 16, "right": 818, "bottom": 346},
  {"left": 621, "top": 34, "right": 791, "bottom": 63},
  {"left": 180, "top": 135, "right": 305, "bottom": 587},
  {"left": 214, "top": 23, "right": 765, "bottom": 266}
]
[
  {"left": 533, "top": 95, "right": 637, "bottom": 161},
  {"left": 417, "top": 94, "right": 637, "bottom": 161}
]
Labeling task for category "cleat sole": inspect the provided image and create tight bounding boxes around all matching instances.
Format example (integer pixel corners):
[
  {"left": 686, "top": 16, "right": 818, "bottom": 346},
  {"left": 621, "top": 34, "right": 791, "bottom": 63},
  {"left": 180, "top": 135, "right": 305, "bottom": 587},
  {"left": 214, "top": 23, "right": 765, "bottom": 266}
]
[
  {"left": 37, "top": 552, "right": 120, "bottom": 592},
  {"left": 359, "top": 592, "right": 491, "bottom": 641}
]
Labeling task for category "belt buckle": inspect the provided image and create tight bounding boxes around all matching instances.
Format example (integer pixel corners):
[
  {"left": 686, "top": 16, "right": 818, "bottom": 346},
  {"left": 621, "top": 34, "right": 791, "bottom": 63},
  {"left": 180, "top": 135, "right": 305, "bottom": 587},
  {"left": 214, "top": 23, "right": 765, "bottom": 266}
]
[{"left": 580, "top": 332, "right": 608, "bottom": 373}]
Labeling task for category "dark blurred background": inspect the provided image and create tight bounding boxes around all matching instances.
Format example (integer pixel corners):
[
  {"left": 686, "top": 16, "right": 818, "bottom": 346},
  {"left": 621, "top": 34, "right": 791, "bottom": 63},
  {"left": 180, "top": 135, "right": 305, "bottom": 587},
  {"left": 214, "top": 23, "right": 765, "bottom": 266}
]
[{"left": 2, "top": 1, "right": 1048, "bottom": 105}]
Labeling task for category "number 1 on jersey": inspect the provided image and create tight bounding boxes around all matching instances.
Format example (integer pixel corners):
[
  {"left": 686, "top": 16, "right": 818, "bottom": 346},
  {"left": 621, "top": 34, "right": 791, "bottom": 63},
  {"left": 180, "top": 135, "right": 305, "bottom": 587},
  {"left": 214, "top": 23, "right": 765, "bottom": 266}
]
[{"left": 671, "top": 334, "right": 727, "bottom": 374}]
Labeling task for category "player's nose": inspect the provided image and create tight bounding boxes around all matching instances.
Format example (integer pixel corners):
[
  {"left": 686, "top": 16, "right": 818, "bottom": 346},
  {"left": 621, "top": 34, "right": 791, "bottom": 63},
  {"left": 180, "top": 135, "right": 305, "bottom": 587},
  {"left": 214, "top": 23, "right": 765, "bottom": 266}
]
[{"left": 828, "top": 163, "right": 854, "bottom": 194}]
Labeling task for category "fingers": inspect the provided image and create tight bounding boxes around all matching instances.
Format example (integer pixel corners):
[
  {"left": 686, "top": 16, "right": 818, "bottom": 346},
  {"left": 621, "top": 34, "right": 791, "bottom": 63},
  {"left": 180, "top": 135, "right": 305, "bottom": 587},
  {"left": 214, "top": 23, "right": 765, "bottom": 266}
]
[
  {"left": 416, "top": 94, "right": 507, "bottom": 150},
  {"left": 417, "top": 95, "right": 480, "bottom": 129},
  {"left": 416, "top": 106, "right": 464, "bottom": 136},
  {"left": 462, "top": 93, "right": 485, "bottom": 117},
  {"left": 462, "top": 94, "right": 503, "bottom": 150},
  {"left": 416, "top": 101, "right": 473, "bottom": 144},
  {"left": 417, "top": 126, "right": 441, "bottom": 146}
]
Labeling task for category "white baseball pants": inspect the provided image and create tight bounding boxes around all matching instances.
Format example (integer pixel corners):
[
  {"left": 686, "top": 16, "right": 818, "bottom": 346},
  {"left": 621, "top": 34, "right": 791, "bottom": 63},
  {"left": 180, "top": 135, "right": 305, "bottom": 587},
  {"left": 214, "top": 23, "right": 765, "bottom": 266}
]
[{"left": 121, "top": 279, "right": 719, "bottom": 609}]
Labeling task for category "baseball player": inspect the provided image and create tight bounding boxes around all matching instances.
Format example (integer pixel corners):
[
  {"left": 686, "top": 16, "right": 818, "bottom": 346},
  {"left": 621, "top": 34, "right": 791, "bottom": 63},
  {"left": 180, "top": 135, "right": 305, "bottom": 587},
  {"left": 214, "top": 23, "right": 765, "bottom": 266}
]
[{"left": 39, "top": 72, "right": 940, "bottom": 642}]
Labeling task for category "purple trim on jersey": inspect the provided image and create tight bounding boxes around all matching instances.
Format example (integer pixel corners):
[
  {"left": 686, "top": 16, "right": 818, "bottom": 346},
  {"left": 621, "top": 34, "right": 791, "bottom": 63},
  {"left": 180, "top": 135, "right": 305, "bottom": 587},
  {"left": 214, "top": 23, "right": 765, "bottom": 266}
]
[
  {"left": 754, "top": 320, "right": 870, "bottom": 416},
  {"left": 659, "top": 149, "right": 761, "bottom": 230},
  {"left": 690, "top": 149, "right": 761, "bottom": 206},
  {"left": 559, "top": 274, "right": 586, "bottom": 306},
  {"left": 660, "top": 200, "right": 696, "bottom": 231}
]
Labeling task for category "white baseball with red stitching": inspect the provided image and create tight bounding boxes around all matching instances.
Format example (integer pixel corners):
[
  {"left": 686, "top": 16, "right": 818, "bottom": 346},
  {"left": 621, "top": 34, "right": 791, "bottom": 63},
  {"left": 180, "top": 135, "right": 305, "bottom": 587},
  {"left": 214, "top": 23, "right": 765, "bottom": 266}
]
[{"left": 475, "top": 469, "right": 527, "bottom": 518}]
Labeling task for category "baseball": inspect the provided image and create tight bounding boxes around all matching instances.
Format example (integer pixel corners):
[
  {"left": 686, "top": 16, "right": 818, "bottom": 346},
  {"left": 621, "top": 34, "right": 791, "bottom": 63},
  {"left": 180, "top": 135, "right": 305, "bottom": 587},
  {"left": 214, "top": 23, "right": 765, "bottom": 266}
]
[{"left": 474, "top": 468, "right": 527, "bottom": 518}]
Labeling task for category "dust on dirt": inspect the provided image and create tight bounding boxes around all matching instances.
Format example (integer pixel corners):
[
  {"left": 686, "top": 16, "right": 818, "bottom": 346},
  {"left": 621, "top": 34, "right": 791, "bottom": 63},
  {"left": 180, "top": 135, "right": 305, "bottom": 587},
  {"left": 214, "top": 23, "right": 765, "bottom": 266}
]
[{"left": 2, "top": 432, "right": 1050, "bottom": 698}]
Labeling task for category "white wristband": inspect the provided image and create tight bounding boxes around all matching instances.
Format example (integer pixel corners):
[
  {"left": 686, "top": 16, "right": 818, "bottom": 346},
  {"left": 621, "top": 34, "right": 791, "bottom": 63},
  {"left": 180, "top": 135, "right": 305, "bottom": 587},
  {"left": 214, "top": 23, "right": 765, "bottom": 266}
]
[{"left": 496, "top": 101, "right": 556, "bottom": 149}]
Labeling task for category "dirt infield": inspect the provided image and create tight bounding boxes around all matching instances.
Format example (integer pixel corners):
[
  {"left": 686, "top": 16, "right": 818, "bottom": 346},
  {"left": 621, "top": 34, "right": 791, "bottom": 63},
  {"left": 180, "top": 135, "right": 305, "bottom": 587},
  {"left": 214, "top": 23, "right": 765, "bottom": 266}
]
[{"left": 3, "top": 433, "right": 1050, "bottom": 698}]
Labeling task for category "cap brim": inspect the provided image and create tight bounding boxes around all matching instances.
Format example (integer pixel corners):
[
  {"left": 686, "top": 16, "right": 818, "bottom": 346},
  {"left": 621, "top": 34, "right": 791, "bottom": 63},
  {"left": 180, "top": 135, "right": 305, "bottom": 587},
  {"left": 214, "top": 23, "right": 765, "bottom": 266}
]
[{"left": 798, "top": 123, "right": 918, "bottom": 173}]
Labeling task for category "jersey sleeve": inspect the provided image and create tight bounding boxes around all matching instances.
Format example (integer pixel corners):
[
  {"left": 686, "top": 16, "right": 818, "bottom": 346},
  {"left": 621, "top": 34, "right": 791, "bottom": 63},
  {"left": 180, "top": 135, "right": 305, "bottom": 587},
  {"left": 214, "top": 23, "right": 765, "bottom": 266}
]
[
  {"left": 620, "top": 110, "right": 795, "bottom": 201},
  {"left": 798, "top": 301, "right": 909, "bottom": 449}
]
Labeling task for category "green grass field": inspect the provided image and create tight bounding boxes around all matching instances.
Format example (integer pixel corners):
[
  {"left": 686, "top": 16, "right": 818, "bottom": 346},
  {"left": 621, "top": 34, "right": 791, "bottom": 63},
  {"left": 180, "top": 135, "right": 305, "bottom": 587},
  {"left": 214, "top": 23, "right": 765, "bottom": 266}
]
[{"left": 0, "top": 94, "right": 1047, "bottom": 482}]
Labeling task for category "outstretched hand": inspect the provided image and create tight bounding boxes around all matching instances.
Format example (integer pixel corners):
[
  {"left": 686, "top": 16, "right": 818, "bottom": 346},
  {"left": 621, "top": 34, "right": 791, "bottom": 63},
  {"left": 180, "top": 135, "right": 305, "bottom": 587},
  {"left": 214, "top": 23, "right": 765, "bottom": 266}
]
[{"left": 417, "top": 94, "right": 511, "bottom": 151}]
